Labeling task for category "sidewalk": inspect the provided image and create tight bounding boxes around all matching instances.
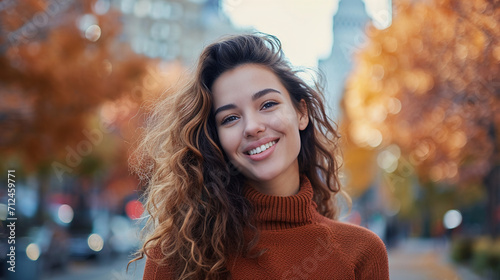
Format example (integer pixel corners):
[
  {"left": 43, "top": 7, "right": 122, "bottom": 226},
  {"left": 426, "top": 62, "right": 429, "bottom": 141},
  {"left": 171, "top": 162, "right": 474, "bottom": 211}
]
[
  {"left": 41, "top": 254, "right": 145, "bottom": 280},
  {"left": 388, "top": 239, "right": 483, "bottom": 280}
]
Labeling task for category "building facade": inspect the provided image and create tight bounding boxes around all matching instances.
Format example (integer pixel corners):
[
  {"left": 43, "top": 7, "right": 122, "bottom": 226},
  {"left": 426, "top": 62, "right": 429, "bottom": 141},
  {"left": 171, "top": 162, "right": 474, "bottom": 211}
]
[
  {"left": 318, "top": 0, "right": 371, "bottom": 120},
  {"left": 112, "top": 0, "right": 241, "bottom": 65}
]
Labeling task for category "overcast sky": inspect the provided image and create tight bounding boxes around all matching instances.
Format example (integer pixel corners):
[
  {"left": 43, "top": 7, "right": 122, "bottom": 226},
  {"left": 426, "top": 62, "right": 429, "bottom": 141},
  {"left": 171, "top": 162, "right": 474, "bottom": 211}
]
[{"left": 222, "top": 0, "right": 391, "bottom": 68}]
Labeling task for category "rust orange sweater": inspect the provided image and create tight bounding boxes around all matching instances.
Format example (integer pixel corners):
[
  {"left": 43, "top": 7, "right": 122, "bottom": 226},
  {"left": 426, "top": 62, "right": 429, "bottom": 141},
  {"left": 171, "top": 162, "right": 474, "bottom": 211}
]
[{"left": 143, "top": 176, "right": 389, "bottom": 279}]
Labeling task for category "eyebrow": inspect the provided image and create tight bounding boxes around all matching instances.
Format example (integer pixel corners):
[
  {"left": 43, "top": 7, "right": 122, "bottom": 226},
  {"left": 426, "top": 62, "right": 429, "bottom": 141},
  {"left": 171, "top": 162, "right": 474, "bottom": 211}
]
[{"left": 214, "top": 88, "right": 281, "bottom": 116}]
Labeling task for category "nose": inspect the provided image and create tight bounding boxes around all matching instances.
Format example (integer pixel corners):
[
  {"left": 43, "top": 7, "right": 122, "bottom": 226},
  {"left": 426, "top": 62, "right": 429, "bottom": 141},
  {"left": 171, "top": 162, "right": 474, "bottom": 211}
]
[{"left": 243, "top": 113, "right": 265, "bottom": 138}]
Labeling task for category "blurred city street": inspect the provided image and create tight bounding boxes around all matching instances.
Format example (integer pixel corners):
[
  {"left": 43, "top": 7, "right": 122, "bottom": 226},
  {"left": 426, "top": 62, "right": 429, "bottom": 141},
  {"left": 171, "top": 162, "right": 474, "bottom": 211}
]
[
  {"left": 1, "top": 0, "right": 499, "bottom": 279},
  {"left": 41, "top": 253, "right": 145, "bottom": 280},
  {"left": 389, "top": 239, "right": 483, "bottom": 280}
]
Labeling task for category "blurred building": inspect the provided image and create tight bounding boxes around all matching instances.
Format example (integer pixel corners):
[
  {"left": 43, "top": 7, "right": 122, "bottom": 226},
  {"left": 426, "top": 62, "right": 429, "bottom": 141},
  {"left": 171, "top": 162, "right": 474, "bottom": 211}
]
[
  {"left": 111, "top": 0, "right": 241, "bottom": 66},
  {"left": 319, "top": 0, "right": 391, "bottom": 119}
]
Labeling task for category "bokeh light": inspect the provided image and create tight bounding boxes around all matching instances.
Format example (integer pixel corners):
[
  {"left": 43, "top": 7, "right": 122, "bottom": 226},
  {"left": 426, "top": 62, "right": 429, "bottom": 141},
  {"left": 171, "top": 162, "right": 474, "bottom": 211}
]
[
  {"left": 377, "top": 144, "right": 401, "bottom": 173},
  {"left": 443, "top": 210, "right": 463, "bottom": 230},
  {"left": 125, "top": 200, "right": 144, "bottom": 220},
  {"left": 0, "top": 203, "right": 7, "bottom": 220},
  {"left": 57, "top": 204, "right": 74, "bottom": 224},
  {"left": 87, "top": 233, "right": 104, "bottom": 252},
  {"left": 93, "top": 0, "right": 111, "bottom": 15},
  {"left": 85, "top": 25, "right": 102, "bottom": 42},
  {"left": 26, "top": 243, "right": 41, "bottom": 261},
  {"left": 78, "top": 14, "right": 97, "bottom": 31}
]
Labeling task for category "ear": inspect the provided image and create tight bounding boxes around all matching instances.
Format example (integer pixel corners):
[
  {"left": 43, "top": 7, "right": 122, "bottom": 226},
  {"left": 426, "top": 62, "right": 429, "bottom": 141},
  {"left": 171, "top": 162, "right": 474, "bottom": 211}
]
[{"left": 297, "top": 99, "right": 309, "bottom": 131}]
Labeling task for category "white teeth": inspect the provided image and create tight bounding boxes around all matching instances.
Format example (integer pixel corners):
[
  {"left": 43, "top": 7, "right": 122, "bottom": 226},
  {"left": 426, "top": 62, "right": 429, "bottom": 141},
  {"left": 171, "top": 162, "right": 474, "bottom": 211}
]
[{"left": 248, "top": 141, "right": 276, "bottom": 155}]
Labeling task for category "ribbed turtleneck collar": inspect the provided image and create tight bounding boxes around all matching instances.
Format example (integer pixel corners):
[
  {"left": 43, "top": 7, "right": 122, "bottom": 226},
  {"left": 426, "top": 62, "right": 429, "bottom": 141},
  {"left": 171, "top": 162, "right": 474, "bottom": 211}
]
[{"left": 244, "top": 175, "right": 318, "bottom": 230}]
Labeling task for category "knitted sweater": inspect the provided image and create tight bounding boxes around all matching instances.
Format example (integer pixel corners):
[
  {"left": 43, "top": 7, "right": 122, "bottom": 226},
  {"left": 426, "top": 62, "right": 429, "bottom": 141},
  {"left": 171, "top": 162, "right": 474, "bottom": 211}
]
[{"left": 143, "top": 176, "right": 389, "bottom": 279}]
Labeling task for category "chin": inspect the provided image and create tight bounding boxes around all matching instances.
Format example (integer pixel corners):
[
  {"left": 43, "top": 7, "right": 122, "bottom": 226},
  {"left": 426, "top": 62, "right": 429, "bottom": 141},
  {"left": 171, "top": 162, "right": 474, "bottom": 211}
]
[{"left": 247, "top": 169, "right": 281, "bottom": 183}]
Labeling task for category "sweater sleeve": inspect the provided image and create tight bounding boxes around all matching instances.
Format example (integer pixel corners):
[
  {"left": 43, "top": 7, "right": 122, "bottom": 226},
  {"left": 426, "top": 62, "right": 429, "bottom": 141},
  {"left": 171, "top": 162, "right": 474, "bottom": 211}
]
[
  {"left": 354, "top": 230, "right": 390, "bottom": 280},
  {"left": 142, "top": 247, "right": 176, "bottom": 280}
]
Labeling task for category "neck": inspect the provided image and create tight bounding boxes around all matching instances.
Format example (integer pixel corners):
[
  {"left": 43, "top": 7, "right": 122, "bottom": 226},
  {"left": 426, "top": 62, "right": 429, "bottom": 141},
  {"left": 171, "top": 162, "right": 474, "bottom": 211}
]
[
  {"left": 244, "top": 174, "right": 318, "bottom": 230},
  {"left": 247, "top": 165, "right": 300, "bottom": 197}
]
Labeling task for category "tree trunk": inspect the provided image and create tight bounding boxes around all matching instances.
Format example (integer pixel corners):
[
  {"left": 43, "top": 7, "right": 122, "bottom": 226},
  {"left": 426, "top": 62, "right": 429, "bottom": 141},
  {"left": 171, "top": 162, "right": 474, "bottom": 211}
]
[
  {"left": 485, "top": 121, "right": 499, "bottom": 237},
  {"left": 485, "top": 164, "right": 500, "bottom": 237},
  {"left": 35, "top": 171, "right": 50, "bottom": 226}
]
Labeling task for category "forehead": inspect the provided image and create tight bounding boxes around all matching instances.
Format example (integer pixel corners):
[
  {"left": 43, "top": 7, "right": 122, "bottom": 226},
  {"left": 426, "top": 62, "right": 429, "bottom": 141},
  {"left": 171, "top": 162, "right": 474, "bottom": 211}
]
[{"left": 211, "top": 64, "right": 288, "bottom": 103}]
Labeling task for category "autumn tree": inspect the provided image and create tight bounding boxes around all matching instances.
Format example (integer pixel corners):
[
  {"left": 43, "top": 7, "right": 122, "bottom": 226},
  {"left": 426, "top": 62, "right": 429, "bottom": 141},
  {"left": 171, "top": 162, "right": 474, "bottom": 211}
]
[
  {"left": 342, "top": 0, "right": 500, "bottom": 235},
  {"left": 0, "top": 0, "right": 153, "bottom": 167},
  {"left": 0, "top": 0, "right": 158, "bottom": 224}
]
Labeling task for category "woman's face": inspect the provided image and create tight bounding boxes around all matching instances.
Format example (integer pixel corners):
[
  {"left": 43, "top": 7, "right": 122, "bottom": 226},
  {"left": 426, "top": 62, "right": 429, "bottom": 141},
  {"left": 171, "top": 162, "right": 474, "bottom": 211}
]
[{"left": 211, "top": 64, "right": 309, "bottom": 194}]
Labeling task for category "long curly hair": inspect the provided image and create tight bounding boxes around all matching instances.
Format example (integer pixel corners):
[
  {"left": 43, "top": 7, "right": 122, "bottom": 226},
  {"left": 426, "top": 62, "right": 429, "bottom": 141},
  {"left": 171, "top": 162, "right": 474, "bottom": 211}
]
[{"left": 129, "top": 33, "right": 349, "bottom": 279}]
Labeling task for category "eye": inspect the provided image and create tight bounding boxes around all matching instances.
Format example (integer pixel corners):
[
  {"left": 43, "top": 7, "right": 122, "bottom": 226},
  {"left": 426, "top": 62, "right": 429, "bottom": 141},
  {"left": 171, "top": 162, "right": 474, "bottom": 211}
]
[
  {"left": 261, "top": 101, "right": 278, "bottom": 110},
  {"left": 221, "top": 115, "right": 238, "bottom": 125}
]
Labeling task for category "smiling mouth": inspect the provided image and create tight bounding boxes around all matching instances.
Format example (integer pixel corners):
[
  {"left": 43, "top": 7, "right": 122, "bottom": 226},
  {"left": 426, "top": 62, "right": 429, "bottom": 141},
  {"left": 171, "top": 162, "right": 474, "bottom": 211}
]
[{"left": 246, "top": 140, "right": 277, "bottom": 155}]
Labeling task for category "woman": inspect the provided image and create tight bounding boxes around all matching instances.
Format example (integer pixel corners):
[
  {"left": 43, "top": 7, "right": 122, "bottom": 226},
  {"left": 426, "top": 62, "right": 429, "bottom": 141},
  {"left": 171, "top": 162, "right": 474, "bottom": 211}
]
[{"left": 130, "top": 33, "right": 389, "bottom": 279}]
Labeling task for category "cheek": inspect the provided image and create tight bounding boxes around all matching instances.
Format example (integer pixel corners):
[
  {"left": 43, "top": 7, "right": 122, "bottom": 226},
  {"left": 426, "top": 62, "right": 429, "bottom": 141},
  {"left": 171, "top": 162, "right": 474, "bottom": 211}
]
[
  {"left": 269, "top": 109, "right": 300, "bottom": 133},
  {"left": 269, "top": 110, "right": 302, "bottom": 147},
  {"left": 217, "top": 129, "right": 238, "bottom": 158}
]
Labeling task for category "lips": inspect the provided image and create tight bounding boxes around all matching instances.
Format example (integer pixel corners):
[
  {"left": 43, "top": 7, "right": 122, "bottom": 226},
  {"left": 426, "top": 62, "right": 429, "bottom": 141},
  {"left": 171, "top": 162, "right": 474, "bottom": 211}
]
[
  {"left": 247, "top": 140, "right": 277, "bottom": 155},
  {"left": 243, "top": 137, "right": 280, "bottom": 155}
]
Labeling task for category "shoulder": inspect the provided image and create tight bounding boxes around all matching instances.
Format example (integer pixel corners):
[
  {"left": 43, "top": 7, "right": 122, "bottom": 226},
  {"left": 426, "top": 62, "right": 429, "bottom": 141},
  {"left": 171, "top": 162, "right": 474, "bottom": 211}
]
[
  {"left": 143, "top": 245, "right": 176, "bottom": 280},
  {"left": 315, "top": 216, "right": 389, "bottom": 278},
  {"left": 316, "top": 216, "right": 388, "bottom": 261},
  {"left": 325, "top": 217, "right": 384, "bottom": 243},
  {"left": 322, "top": 218, "right": 389, "bottom": 278}
]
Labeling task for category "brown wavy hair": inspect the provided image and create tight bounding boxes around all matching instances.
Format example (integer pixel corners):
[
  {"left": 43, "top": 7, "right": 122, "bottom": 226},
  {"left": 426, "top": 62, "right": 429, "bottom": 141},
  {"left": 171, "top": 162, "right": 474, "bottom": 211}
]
[{"left": 129, "top": 33, "right": 349, "bottom": 279}]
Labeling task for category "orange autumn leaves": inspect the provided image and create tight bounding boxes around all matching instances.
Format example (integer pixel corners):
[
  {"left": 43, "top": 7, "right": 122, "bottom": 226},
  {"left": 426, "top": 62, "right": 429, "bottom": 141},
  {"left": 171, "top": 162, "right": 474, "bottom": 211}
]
[
  {"left": 0, "top": 1, "right": 150, "bottom": 170},
  {"left": 342, "top": 0, "right": 500, "bottom": 191}
]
